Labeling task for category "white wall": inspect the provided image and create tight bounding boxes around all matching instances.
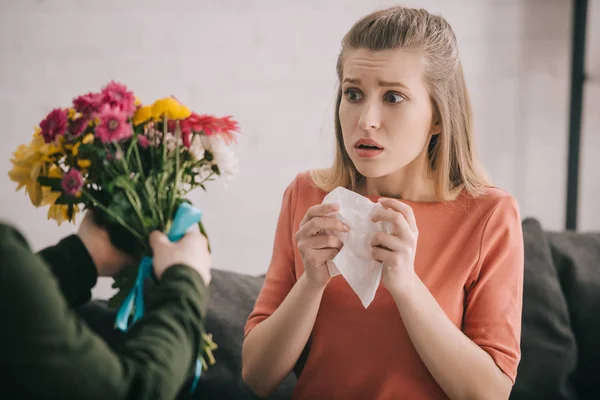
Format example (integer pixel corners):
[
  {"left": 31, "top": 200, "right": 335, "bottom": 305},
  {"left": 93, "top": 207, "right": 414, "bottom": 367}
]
[{"left": 0, "top": 0, "right": 597, "bottom": 299}]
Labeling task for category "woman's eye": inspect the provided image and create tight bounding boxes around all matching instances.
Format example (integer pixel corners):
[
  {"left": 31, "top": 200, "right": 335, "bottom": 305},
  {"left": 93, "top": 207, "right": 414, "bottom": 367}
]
[
  {"left": 344, "top": 89, "right": 363, "bottom": 102},
  {"left": 385, "top": 92, "right": 404, "bottom": 104}
]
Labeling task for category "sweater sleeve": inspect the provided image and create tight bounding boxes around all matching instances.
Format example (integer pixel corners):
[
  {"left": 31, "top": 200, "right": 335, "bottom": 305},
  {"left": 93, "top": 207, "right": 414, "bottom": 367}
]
[
  {"left": 462, "top": 196, "right": 525, "bottom": 384},
  {"left": 0, "top": 224, "right": 209, "bottom": 400},
  {"left": 244, "top": 177, "right": 299, "bottom": 337},
  {"left": 37, "top": 234, "right": 98, "bottom": 308}
]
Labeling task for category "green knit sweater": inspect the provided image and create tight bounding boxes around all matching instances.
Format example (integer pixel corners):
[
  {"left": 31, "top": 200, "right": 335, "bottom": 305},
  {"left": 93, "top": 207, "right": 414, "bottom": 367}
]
[{"left": 0, "top": 223, "right": 209, "bottom": 399}]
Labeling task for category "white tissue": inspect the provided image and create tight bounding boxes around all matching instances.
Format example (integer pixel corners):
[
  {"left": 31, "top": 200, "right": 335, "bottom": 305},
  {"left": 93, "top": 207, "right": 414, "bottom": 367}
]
[{"left": 322, "top": 186, "right": 392, "bottom": 308}]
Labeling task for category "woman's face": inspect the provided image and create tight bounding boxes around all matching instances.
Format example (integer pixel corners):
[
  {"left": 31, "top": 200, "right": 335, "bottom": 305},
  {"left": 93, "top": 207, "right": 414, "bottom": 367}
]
[{"left": 339, "top": 48, "right": 440, "bottom": 179}]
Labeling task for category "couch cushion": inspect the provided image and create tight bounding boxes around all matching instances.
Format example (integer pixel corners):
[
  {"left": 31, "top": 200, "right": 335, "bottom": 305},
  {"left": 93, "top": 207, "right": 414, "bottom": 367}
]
[
  {"left": 191, "top": 269, "right": 296, "bottom": 399},
  {"left": 547, "top": 229, "right": 600, "bottom": 400},
  {"left": 510, "top": 219, "right": 578, "bottom": 399}
]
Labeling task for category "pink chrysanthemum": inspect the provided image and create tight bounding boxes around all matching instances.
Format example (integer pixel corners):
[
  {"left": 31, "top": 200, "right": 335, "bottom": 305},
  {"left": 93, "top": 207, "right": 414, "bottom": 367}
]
[
  {"left": 39, "top": 108, "right": 68, "bottom": 143},
  {"left": 61, "top": 168, "right": 83, "bottom": 197},
  {"left": 95, "top": 105, "right": 132, "bottom": 143},
  {"left": 73, "top": 92, "right": 103, "bottom": 116},
  {"left": 101, "top": 81, "right": 137, "bottom": 116}
]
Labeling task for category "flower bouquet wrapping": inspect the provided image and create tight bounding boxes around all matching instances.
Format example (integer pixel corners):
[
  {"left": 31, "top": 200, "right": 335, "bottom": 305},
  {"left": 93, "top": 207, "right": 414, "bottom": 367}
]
[{"left": 8, "top": 81, "right": 240, "bottom": 386}]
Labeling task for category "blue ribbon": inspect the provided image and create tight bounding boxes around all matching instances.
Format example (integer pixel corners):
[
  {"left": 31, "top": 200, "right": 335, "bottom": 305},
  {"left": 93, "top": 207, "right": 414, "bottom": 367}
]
[{"left": 115, "top": 202, "right": 204, "bottom": 392}]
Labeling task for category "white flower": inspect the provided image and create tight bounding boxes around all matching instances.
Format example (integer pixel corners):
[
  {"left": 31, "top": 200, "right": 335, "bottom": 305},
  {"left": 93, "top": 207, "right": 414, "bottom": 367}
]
[
  {"left": 193, "top": 164, "right": 214, "bottom": 182},
  {"left": 144, "top": 124, "right": 162, "bottom": 147},
  {"left": 189, "top": 135, "right": 206, "bottom": 160},
  {"left": 204, "top": 136, "right": 239, "bottom": 179},
  {"left": 164, "top": 132, "right": 183, "bottom": 154}
]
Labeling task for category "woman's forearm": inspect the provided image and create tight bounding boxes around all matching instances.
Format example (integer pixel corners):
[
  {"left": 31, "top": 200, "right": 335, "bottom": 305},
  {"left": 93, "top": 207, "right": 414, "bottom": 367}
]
[
  {"left": 242, "top": 274, "right": 325, "bottom": 398},
  {"left": 392, "top": 274, "right": 513, "bottom": 400}
]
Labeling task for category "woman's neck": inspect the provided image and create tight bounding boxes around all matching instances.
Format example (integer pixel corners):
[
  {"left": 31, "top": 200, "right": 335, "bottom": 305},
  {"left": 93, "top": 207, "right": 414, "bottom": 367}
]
[{"left": 359, "top": 158, "right": 437, "bottom": 202}]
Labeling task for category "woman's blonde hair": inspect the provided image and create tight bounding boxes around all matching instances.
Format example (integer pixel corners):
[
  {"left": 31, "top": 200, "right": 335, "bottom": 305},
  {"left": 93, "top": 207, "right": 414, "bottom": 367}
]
[{"left": 312, "top": 6, "right": 491, "bottom": 201}]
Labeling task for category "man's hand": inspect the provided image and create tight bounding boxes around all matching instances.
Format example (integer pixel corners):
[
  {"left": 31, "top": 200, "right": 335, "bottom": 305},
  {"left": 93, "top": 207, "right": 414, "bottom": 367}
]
[{"left": 77, "top": 211, "right": 137, "bottom": 277}]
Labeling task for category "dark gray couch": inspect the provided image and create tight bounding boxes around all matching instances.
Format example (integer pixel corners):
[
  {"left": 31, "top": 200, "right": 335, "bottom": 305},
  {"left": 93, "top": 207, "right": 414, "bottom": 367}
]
[{"left": 77, "top": 218, "right": 600, "bottom": 399}]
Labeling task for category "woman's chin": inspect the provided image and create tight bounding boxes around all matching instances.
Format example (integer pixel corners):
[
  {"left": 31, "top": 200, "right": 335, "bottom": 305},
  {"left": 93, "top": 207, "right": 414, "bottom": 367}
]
[{"left": 353, "top": 162, "right": 394, "bottom": 179}]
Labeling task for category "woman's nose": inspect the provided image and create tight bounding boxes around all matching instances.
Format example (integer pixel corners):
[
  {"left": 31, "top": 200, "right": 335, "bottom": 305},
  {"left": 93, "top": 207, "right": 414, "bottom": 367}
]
[{"left": 358, "top": 102, "right": 381, "bottom": 131}]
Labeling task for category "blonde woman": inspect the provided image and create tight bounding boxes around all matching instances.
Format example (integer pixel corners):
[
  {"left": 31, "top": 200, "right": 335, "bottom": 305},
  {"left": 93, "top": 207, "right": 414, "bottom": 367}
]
[{"left": 242, "top": 6, "right": 524, "bottom": 400}]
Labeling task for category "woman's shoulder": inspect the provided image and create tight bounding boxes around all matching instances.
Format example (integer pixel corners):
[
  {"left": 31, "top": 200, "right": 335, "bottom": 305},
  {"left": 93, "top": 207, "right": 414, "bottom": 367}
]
[
  {"left": 285, "top": 170, "right": 328, "bottom": 196},
  {"left": 470, "top": 186, "right": 519, "bottom": 210},
  {"left": 278, "top": 170, "right": 329, "bottom": 212},
  {"left": 460, "top": 186, "right": 521, "bottom": 225}
]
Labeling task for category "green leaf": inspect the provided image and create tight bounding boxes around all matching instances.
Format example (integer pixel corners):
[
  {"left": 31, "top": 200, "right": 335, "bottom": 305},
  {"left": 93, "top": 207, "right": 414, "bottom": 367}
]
[
  {"left": 37, "top": 176, "right": 63, "bottom": 191},
  {"left": 199, "top": 220, "right": 211, "bottom": 253},
  {"left": 54, "top": 196, "right": 79, "bottom": 205}
]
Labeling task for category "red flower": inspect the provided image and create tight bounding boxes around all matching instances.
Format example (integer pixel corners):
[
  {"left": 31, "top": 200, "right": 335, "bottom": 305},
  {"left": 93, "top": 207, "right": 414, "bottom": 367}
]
[
  {"left": 68, "top": 116, "right": 91, "bottom": 138},
  {"left": 171, "top": 113, "right": 239, "bottom": 146},
  {"left": 61, "top": 168, "right": 83, "bottom": 197},
  {"left": 39, "top": 108, "right": 68, "bottom": 143},
  {"left": 73, "top": 92, "right": 103, "bottom": 116}
]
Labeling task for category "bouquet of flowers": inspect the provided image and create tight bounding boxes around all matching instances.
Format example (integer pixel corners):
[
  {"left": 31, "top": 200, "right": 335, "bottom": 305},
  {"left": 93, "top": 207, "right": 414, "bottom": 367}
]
[{"left": 8, "top": 81, "right": 239, "bottom": 378}]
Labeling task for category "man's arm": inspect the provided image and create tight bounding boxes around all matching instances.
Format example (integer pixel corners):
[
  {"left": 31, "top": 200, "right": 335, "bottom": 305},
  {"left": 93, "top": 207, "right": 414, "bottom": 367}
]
[
  {"left": 37, "top": 234, "right": 98, "bottom": 307},
  {"left": 0, "top": 224, "right": 208, "bottom": 400}
]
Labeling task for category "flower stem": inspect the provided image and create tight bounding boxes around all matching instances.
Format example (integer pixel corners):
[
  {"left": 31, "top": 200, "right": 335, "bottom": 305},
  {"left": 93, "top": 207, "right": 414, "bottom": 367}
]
[
  {"left": 125, "top": 190, "right": 148, "bottom": 236},
  {"left": 133, "top": 140, "right": 160, "bottom": 227},
  {"left": 80, "top": 188, "right": 145, "bottom": 244},
  {"left": 168, "top": 122, "right": 182, "bottom": 221}
]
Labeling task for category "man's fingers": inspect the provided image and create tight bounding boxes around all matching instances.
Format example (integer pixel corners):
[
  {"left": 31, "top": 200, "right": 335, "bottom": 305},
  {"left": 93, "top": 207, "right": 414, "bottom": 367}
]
[{"left": 149, "top": 231, "right": 170, "bottom": 248}]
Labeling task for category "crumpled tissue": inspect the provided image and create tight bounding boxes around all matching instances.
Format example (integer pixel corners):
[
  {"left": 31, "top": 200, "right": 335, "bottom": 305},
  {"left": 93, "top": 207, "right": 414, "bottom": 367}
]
[{"left": 322, "top": 186, "right": 392, "bottom": 308}]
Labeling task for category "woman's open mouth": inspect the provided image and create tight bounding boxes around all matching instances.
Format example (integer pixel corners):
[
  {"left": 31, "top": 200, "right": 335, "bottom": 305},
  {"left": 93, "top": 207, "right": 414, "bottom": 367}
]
[{"left": 354, "top": 138, "right": 384, "bottom": 158}]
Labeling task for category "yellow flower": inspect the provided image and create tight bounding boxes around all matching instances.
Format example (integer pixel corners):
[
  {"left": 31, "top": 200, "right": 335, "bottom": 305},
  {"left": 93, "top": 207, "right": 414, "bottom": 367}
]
[
  {"left": 133, "top": 105, "right": 152, "bottom": 126},
  {"left": 77, "top": 159, "right": 91, "bottom": 168},
  {"left": 151, "top": 97, "right": 191, "bottom": 121},
  {"left": 43, "top": 165, "right": 77, "bottom": 225},
  {"left": 82, "top": 133, "right": 94, "bottom": 144},
  {"left": 64, "top": 142, "right": 81, "bottom": 156},
  {"left": 36, "top": 165, "right": 63, "bottom": 206},
  {"left": 47, "top": 164, "right": 62, "bottom": 179},
  {"left": 88, "top": 117, "right": 99, "bottom": 128},
  {"left": 39, "top": 186, "right": 62, "bottom": 207},
  {"left": 135, "top": 96, "right": 142, "bottom": 106},
  {"left": 68, "top": 108, "right": 80, "bottom": 120},
  {"left": 8, "top": 133, "right": 65, "bottom": 206},
  {"left": 48, "top": 203, "right": 79, "bottom": 226}
]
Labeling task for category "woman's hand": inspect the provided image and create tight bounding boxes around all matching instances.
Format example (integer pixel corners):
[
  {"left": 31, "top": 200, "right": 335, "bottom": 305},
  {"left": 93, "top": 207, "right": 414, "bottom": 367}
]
[
  {"left": 370, "top": 198, "right": 419, "bottom": 298},
  {"left": 295, "top": 203, "right": 349, "bottom": 290},
  {"left": 77, "top": 211, "right": 137, "bottom": 277}
]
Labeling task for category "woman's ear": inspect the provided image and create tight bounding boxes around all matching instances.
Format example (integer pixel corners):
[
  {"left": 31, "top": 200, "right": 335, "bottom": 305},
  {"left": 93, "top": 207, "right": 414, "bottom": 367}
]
[{"left": 429, "top": 118, "right": 442, "bottom": 136}]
